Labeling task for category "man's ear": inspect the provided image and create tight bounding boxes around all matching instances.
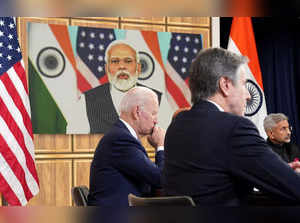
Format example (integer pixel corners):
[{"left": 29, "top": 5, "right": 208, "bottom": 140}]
[
  {"left": 219, "top": 76, "right": 232, "bottom": 97},
  {"left": 132, "top": 105, "right": 139, "bottom": 120},
  {"left": 266, "top": 130, "right": 273, "bottom": 139}
]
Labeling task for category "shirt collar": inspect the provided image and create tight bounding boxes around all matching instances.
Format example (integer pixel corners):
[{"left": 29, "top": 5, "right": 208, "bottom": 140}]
[
  {"left": 120, "top": 119, "right": 138, "bottom": 140},
  {"left": 206, "top": 99, "right": 224, "bottom": 112},
  {"left": 110, "top": 85, "right": 126, "bottom": 115}
]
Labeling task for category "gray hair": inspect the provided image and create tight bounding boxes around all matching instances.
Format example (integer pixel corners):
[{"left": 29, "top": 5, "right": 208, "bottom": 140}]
[
  {"left": 263, "top": 113, "right": 289, "bottom": 132},
  {"left": 119, "top": 86, "right": 157, "bottom": 113},
  {"left": 105, "top": 40, "right": 140, "bottom": 64},
  {"left": 189, "top": 47, "right": 248, "bottom": 104}
]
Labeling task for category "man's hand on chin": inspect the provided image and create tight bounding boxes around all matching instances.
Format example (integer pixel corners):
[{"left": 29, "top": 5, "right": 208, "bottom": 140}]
[{"left": 147, "top": 126, "right": 166, "bottom": 151}]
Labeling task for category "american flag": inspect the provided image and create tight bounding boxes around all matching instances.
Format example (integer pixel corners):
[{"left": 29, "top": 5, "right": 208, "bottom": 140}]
[
  {"left": 165, "top": 32, "right": 203, "bottom": 109},
  {"left": 76, "top": 27, "right": 116, "bottom": 92},
  {"left": 0, "top": 17, "right": 39, "bottom": 205}
]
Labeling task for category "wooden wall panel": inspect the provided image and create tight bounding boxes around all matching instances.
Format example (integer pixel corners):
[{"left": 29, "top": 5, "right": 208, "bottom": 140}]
[
  {"left": 70, "top": 19, "right": 119, "bottom": 28},
  {"left": 167, "top": 17, "right": 210, "bottom": 27},
  {"left": 73, "top": 135, "right": 102, "bottom": 153},
  {"left": 28, "top": 160, "right": 72, "bottom": 206},
  {"left": 120, "top": 23, "right": 165, "bottom": 32},
  {"left": 34, "top": 134, "right": 72, "bottom": 153},
  {"left": 167, "top": 26, "right": 210, "bottom": 49},
  {"left": 121, "top": 17, "right": 166, "bottom": 24},
  {"left": 73, "top": 159, "right": 92, "bottom": 187},
  {"left": 76, "top": 17, "right": 120, "bottom": 22}
]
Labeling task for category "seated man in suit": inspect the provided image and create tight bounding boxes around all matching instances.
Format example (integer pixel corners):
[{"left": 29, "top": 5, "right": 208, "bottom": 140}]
[
  {"left": 87, "top": 86, "right": 165, "bottom": 207},
  {"left": 264, "top": 113, "right": 300, "bottom": 163},
  {"left": 82, "top": 40, "right": 162, "bottom": 134},
  {"left": 163, "top": 47, "right": 300, "bottom": 206}
]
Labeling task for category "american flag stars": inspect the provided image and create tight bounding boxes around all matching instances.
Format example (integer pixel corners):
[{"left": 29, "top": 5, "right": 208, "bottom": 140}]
[
  {"left": 0, "top": 18, "right": 22, "bottom": 76},
  {"left": 168, "top": 33, "right": 202, "bottom": 80}
]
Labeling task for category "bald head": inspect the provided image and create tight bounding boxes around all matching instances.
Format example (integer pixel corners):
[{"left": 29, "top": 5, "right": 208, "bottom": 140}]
[
  {"left": 119, "top": 86, "right": 158, "bottom": 114},
  {"left": 119, "top": 86, "right": 159, "bottom": 137}
]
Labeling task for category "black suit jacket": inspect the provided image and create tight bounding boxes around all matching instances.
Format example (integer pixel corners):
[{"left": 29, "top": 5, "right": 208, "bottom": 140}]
[
  {"left": 87, "top": 119, "right": 164, "bottom": 207},
  {"left": 163, "top": 100, "right": 300, "bottom": 206},
  {"left": 84, "top": 83, "right": 162, "bottom": 134},
  {"left": 267, "top": 138, "right": 300, "bottom": 163}
]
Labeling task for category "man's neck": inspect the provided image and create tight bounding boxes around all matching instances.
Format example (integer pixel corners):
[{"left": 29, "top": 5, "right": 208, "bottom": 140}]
[
  {"left": 207, "top": 95, "right": 226, "bottom": 112},
  {"left": 120, "top": 114, "right": 143, "bottom": 140},
  {"left": 268, "top": 137, "right": 284, "bottom": 147}
]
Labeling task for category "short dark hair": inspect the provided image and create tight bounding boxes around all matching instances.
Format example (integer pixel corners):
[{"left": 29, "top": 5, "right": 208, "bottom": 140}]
[{"left": 189, "top": 47, "right": 248, "bottom": 104}]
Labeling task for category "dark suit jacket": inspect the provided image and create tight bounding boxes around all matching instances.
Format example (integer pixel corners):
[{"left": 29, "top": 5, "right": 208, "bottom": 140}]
[
  {"left": 84, "top": 83, "right": 162, "bottom": 134},
  {"left": 87, "top": 119, "right": 164, "bottom": 207},
  {"left": 267, "top": 138, "right": 300, "bottom": 163},
  {"left": 163, "top": 100, "right": 300, "bottom": 206}
]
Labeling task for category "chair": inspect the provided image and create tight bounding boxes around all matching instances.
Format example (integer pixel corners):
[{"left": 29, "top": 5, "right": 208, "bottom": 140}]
[
  {"left": 71, "top": 185, "right": 89, "bottom": 206},
  {"left": 128, "top": 193, "right": 196, "bottom": 206}
]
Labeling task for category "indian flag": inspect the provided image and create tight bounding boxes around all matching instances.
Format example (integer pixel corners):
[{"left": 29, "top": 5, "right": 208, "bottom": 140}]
[
  {"left": 28, "top": 22, "right": 89, "bottom": 134},
  {"left": 227, "top": 17, "right": 267, "bottom": 138}
]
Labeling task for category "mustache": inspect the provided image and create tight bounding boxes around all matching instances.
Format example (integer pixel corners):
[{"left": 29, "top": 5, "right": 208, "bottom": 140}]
[{"left": 116, "top": 70, "right": 131, "bottom": 77}]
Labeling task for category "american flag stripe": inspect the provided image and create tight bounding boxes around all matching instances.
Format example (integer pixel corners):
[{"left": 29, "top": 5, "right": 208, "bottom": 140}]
[
  {"left": 0, "top": 152, "right": 27, "bottom": 205},
  {"left": 0, "top": 97, "right": 37, "bottom": 184},
  {"left": 165, "top": 91, "right": 180, "bottom": 110},
  {"left": 0, "top": 75, "right": 35, "bottom": 160},
  {"left": 76, "top": 69, "right": 93, "bottom": 93},
  {"left": 76, "top": 55, "right": 101, "bottom": 88},
  {"left": 165, "top": 61, "right": 191, "bottom": 103},
  {"left": 5, "top": 68, "right": 32, "bottom": 136},
  {"left": 0, "top": 122, "right": 39, "bottom": 202},
  {"left": 0, "top": 82, "right": 39, "bottom": 190},
  {"left": 0, "top": 134, "right": 33, "bottom": 201},
  {"left": 164, "top": 71, "right": 190, "bottom": 108},
  {"left": 12, "top": 61, "right": 30, "bottom": 104}
]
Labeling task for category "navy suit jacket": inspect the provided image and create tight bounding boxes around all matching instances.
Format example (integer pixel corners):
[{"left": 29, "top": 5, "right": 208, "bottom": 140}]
[
  {"left": 88, "top": 119, "right": 164, "bottom": 207},
  {"left": 163, "top": 100, "right": 300, "bottom": 206}
]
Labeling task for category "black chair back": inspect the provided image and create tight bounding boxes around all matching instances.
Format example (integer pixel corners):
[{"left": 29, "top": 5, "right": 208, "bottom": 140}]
[
  {"left": 128, "top": 193, "right": 196, "bottom": 206},
  {"left": 71, "top": 185, "right": 89, "bottom": 206}
]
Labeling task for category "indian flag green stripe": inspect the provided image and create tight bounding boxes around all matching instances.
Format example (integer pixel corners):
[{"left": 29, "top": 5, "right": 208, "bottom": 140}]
[{"left": 28, "top": 59, "right": 67, "bottom": 133}]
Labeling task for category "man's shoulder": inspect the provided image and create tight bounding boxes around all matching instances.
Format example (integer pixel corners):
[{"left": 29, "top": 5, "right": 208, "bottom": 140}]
[
  {"left": 84, "top": 83, "right": 110, "bottom": 97},
  {"left": 221, "top": 112, "right": 258, "bottom": 132},
  {"left": 200, "top": 108, "right": 254, "bottom": 127},
  {"left": 102, "top": 121, "right": 137, "bottom": 143}
]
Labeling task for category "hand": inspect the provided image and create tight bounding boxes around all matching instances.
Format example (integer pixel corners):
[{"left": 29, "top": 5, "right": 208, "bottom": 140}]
[
  {"left": 288, "top": 161, "right": 300, "bottom": 172},
  {"left": 147, "top": 126, "right": 165, "bottom": 150}
]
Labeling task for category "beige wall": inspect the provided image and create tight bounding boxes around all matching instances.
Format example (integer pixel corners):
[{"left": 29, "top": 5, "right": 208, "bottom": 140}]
[{"left": 12, "top": 17, "right": 212, "bottom": 206}]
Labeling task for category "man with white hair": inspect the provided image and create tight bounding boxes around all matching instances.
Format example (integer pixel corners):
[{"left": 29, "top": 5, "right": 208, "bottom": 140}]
[
  {"left": 264, "top": 113, "right": 300, "bottom": 163},
  {"left": 87, "top": 86, "right": 165, "bottom": 207},
  {"left": 83, "top": 40, "right": 161, "bottom": 133}
]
